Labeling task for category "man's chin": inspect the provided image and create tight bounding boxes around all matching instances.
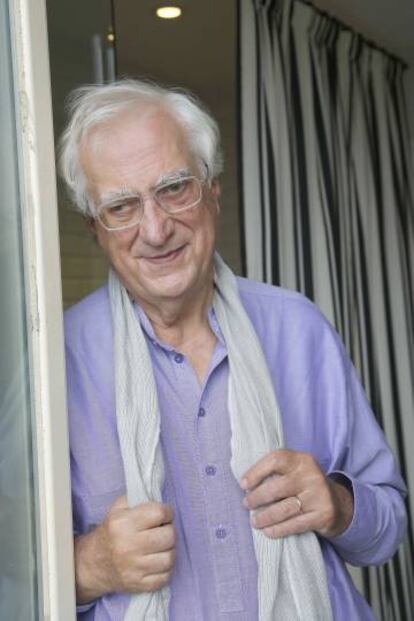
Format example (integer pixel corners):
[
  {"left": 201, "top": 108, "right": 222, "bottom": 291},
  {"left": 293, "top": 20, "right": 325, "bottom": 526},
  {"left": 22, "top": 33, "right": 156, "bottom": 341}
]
[{"left": 140, "top": 271, "right": 194, "bottom": 302}]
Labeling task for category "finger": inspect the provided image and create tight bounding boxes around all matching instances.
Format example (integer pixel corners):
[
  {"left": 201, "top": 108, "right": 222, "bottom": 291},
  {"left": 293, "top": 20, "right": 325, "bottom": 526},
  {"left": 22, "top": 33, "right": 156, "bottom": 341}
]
[
  {"left": 262, "top": 513, "right": 314, "bottom": 539},
  {"left": 133, "top": 502, "right": 174, "bottom": 531},
  {"left": 139, "top": 549, "right": 176, "bottom": 574},
  {"left": 243, "top": 474, "right": 296, "bottom": 509},
  {"left": 139, "top": 571, "right": 173, "bottom": 593},
  {"left": 140, "top": 523, "right": 176, "bottom": 554},
  {"left": 110, "top": 495, "right": 128, "bottom": 511},
  {"left": 251, "top": 497, "right": 304, "bottom": 529},
  {"left": 241, "top": 449, "right": 297, "bottom": 491}
]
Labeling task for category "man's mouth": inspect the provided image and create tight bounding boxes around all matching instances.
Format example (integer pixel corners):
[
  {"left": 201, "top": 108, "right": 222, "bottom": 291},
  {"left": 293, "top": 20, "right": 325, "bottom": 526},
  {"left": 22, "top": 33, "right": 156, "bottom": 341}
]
[{"left": 143, "top": 245, "right": 186, "bottom": 265}]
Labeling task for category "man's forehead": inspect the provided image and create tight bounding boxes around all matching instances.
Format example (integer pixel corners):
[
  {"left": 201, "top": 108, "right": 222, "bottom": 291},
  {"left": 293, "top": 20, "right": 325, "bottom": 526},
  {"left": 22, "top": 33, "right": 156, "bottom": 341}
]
[
  {"left": 84, "top": 104, "right": 186, "bottom": 149},
  {"left": 79, "top": 105, "right": 201, "bottom": 208},
  {"left": 81, "top": 109, "right": 193, "bottom": 177}
]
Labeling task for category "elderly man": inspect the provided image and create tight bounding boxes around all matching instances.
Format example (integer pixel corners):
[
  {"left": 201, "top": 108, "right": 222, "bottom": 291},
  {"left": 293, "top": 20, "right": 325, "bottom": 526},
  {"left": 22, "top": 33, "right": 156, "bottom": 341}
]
[{"left": 61, "top": 80, "right": 406, "bottom": 620}]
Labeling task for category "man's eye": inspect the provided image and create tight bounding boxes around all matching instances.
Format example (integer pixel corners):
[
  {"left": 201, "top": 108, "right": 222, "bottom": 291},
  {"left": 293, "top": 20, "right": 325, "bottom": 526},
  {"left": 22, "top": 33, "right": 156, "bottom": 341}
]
[
  {"left": 108, "top": 204, "right": 129, "bottom": 214},
  {"left": 107, "top": 202, "right": 138, "bottom": 216},
  {"left": 161, "top": 179, "right": 189, "bottom": 196}
]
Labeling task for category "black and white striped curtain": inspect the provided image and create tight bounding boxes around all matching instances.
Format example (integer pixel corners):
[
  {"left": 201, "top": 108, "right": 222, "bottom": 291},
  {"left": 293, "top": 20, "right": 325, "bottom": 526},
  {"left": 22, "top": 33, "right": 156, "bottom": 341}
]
[{"left": 239, "top": 0, "right": 414, "bottom": 618}]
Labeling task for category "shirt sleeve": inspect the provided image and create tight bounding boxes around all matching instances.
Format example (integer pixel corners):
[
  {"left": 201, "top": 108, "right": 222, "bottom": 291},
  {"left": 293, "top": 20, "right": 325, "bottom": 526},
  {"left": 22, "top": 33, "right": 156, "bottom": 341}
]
[
  {"left": 271, "top": 294, "right": 408, "bottom": 568},
  {"left": 316, "top": 322, "right": 407, "bottom": 566},
  {"left": 326, "top": 469, "right": 407, "bottom": 565},
  {"left": 76, "top": 601, "right": 97, "bottom": 615},
  {"left": 65, "top": 295, "right": 128, "bottom": 616}
]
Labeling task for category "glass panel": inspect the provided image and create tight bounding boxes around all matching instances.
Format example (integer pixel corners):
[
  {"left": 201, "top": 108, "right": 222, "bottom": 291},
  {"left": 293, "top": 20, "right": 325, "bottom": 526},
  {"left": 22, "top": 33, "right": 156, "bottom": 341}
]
[{"left": 0, "top": 1, "right": 41, "bottom": 619}]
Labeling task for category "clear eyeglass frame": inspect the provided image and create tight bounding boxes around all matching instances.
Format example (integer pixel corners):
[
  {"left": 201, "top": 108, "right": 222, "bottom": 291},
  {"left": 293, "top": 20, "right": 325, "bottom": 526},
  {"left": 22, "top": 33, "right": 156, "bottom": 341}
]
[{"left": 95, "top": 175, "right": 207, "bottom": 232}]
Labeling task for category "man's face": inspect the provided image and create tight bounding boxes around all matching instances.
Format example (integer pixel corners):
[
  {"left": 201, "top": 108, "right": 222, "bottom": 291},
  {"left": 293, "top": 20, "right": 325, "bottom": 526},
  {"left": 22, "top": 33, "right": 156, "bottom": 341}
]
[{"left": 81, "top": 106, "right": 220, "bottom": 311}]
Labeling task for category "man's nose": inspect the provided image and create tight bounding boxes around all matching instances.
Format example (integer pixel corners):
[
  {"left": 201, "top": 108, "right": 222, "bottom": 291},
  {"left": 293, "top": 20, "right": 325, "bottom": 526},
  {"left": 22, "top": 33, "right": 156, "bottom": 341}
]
[{"left": 138, "top": 197, "right": 174, "bottom": 244}]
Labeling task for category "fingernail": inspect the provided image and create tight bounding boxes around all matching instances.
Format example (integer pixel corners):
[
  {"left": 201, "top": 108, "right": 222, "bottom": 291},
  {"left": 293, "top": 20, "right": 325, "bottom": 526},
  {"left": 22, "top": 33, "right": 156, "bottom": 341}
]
[
  {"left": 240, "top": 478, "right": 248, "bottom": 490},
  {"left": 243, "top": 496, "right": 250, "bottom": 508}
]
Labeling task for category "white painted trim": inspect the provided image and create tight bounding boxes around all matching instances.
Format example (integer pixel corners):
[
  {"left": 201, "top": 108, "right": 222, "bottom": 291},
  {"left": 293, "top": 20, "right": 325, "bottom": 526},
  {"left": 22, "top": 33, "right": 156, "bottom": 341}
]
[{"left": 9, "top": 0, "right": 76, "bottom": 618}]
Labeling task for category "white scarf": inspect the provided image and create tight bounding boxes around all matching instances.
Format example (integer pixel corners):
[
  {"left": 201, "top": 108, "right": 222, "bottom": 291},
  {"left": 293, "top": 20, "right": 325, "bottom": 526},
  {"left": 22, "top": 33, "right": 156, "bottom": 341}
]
[{"left": 109, "top": 254, "right": 333, "bottom": 620}]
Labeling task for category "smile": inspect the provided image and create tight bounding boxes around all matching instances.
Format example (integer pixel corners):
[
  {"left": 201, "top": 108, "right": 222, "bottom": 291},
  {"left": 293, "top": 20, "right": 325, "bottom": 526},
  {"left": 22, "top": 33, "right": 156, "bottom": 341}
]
[{"left": 143, "top": 245, "right": 186, "bottom": 265}]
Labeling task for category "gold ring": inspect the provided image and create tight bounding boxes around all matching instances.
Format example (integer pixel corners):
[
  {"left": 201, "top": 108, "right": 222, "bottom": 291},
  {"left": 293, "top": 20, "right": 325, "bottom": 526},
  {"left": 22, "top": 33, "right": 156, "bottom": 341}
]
[{"left": 293, "top": 495, "right": 303, "bottom": 513}]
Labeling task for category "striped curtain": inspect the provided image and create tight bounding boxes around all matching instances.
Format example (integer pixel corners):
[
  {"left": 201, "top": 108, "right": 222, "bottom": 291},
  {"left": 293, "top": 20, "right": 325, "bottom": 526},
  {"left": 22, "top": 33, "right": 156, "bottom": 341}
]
[{"left": 239, "top": 0, "right": 414, "bottom": 618}]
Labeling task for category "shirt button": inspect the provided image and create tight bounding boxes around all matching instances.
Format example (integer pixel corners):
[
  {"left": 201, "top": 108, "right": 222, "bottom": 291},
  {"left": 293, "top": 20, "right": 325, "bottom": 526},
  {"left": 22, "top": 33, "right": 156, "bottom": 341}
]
[
  {"left": 173, "top": 353, "right": 184, "bottom": 363},
  {"left": 215, "top": 527, "right": 227, "bottom": 539},
  {"left": 198, "top": 407, "right": 206, "bottom": 417},
  {"left": 205, "top": 465, "right": 217, "bottom": 476}
]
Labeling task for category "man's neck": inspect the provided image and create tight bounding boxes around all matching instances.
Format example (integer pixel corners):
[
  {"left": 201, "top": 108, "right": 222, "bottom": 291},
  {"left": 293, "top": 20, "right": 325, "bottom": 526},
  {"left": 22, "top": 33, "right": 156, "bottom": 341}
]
[
  {"left": 137, "top": 281, "right": 217, "bottom": 385},
  {"left": 135, "top": 280, "right": 215, "bottom": 351}
]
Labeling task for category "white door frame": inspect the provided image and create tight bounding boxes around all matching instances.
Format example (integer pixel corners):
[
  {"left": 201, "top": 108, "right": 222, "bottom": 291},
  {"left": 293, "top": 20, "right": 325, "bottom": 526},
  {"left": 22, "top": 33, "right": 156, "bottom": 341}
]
[{"left": 9, "top": 0, "right": 76, "bottom": 617}]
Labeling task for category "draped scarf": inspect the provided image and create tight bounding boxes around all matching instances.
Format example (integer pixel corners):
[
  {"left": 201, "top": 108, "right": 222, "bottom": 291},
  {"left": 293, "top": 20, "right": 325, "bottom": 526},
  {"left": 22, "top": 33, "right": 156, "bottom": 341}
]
[{"left": 109, "top": 254, "right": 333, "bottom": 620}]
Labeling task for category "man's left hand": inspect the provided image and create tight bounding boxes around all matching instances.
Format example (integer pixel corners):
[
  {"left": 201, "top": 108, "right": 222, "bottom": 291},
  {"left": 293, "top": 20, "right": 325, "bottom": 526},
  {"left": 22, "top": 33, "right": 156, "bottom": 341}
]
[{"left": 241, "top": 449, "right": 354, "bottom": 539}]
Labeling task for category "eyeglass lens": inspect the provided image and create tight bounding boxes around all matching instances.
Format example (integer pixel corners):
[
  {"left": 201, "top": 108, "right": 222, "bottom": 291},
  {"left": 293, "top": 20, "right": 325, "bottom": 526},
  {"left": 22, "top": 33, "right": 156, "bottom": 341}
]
[{"left": 99, "top": 177, "right": 202, "bottom": 229}]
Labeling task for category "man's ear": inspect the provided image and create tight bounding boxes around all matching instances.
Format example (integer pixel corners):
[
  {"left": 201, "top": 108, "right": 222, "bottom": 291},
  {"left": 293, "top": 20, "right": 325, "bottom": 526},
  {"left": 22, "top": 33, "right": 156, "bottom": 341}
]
[
  {"left": 85, "top": 216, "right": 97, "bottom": 238},
  {"left": 210, "top": 179, "right": 221, "bottom": 213},
  {"left": 211, "top": 178, "right": 221, "bottom": 200}
]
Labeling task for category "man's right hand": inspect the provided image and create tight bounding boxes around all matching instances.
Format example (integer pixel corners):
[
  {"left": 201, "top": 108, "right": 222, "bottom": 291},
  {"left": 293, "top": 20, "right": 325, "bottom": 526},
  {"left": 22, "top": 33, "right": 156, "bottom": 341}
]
[{"left": 75, "top": 496, "right": 176, "bottom": 604}]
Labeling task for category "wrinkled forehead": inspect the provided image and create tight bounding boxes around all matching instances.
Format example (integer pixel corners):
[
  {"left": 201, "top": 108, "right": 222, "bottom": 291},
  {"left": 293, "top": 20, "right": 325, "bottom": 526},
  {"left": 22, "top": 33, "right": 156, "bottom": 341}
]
[
  {"left": 79, "top": 104, "right": 202, "bottom": 205},
  {"left": 80, "top": 104, "right": 193, "bottom": 167}
]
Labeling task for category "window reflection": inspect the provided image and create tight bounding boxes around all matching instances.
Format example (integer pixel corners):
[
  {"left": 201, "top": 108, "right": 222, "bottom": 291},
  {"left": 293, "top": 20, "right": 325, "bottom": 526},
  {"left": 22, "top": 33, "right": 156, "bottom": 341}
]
[{"left": 0, "top": 1, "right": 40, "bottom": 618}]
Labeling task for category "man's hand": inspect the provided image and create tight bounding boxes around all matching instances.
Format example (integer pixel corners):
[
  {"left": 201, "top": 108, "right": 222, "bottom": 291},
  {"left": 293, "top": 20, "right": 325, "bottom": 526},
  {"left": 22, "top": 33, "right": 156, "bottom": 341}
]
[
  {"left": 241, "top": 449, "right": 354, "bottom": 540},
  {"left": 75, "top": 496, "right": 176, "bottom": 604}
]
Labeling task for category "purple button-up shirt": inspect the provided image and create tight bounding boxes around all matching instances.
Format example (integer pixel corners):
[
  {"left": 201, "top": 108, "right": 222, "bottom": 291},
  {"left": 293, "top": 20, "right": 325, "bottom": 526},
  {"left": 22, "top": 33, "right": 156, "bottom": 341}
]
[{"left": 65, "top": 277, "right": 407, "bottom": 620}]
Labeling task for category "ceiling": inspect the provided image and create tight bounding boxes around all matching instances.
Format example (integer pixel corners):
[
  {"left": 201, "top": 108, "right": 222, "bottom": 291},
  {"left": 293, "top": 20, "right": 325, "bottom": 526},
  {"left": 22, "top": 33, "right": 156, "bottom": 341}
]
[
  {"left": 310, "top": 0, "right": 414, "bottom": 118},
  {"left": 47, "top": 1, "right": 414, "bottom": 76},
  {"left": 112, "top": 0, "right": 414, "bottom": 109},
  {"left": 46, "top": 0, "right": 414, "bottom": 139},
  {"left": 312, "top": 0, "right": 414, "bottom": 64},
  {"left": 112, "top": 0, "right": 414, "bottom": 67},
  {"left": 114, "top": 0, "right": 236, "bottom": 96}
]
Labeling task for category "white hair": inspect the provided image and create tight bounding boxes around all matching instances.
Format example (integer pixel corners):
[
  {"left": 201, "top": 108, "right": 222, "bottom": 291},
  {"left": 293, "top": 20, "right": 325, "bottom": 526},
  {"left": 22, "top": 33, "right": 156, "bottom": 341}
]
[{"left": 58, "top": 79, "right": 224, "bottom": 215}]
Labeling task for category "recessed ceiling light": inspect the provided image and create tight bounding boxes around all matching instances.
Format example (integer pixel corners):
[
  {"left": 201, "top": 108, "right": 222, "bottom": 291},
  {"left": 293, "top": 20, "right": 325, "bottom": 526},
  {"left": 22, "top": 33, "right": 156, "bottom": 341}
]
[{"left": 156, "top": 6, "right": 182, "bottom": 19}]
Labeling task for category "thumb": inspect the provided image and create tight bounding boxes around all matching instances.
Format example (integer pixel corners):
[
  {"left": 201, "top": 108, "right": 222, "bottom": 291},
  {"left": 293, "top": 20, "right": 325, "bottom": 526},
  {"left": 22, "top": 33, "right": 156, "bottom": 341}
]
[{"left": 109, "top": 494, "right": 128, "bottom": 512}]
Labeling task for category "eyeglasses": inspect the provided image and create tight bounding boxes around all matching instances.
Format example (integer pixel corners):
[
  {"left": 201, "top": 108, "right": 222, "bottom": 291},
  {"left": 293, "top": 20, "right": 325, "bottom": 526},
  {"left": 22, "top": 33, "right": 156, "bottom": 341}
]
[{"left": 95, "top": 175, "right": 206, "bottom": 231}]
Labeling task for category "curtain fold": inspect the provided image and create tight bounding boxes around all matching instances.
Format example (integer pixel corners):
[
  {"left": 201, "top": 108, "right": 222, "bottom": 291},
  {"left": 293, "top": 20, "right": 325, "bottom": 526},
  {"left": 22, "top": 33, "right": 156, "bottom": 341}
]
[{"left": 240, "top": 1, "right": 414, "bottom": 618}]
